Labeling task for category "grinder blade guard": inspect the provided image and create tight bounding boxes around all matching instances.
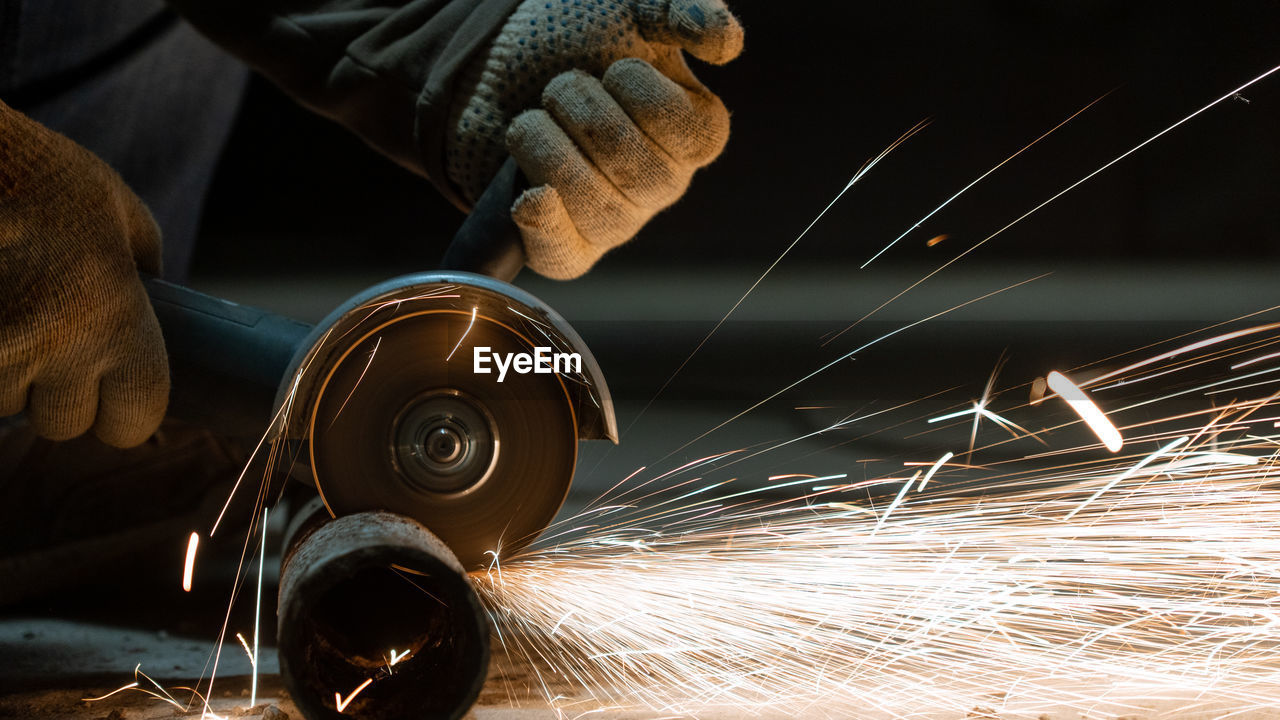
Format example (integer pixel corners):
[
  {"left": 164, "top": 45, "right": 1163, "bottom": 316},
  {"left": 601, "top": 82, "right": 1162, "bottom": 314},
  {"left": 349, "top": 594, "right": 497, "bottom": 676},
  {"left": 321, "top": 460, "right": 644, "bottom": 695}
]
[{"left": 273, "top": 271, "right": 617, "bottom": 568}]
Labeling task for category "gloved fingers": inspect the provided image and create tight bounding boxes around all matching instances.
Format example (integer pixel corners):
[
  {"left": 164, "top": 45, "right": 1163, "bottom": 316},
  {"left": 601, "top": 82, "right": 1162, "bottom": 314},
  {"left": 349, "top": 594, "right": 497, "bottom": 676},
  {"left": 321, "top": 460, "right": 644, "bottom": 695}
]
[
  {"left": 511, "top": 185, "right": 607, "bottom": 280},
  {"left": 603, "top": 53, "right": 731, "bottom": 167},
  {"left": 26, "top": 374, "right": 100, "bottom": 442},
  {"left": 93, "top": 320, "right": 169, "bottom": 449},
  {"left": 540, "top": 70, "right": 688, "bottom": 208},
  {"left": 630, "top": 0, "right": 744, "bottom": 65},
  {"left": 0, "top": 368, "right": 33, "bottom": 418},
  {"left": 507, "top": 108, "right": 646, "bottom": 244},
  {"left": 116, "top": 186, "right": 163, "bottom": 276}
]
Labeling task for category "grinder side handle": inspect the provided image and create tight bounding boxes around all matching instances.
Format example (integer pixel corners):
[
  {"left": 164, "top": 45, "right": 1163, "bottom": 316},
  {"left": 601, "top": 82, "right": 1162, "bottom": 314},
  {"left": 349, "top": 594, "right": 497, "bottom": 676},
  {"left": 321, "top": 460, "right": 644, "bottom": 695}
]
[
  {"left": 144, "top": 277, "right": 312, "bottom": 437},
  {"left": 440, "top": 156, "right": 527, "bottom": 283}
]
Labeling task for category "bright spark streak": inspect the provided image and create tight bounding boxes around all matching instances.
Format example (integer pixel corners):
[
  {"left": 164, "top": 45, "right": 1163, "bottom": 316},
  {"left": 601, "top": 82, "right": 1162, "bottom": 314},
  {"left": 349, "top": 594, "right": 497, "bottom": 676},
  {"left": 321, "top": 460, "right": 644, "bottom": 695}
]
[
  {"left": 251, "top": 506, "right": 267, "bottom": 707},
  {"left": 859, "top": 91, "right": 1111, "bottom": 269},
  {"left": 1153, "top": 452, "right": 1260, "bottom": 474},
  {"left": 1064, "top": 436, "right": 1188, "bottom": 521},
  {"left": 182, "top": 532, "right": 199, "bottom": 592},
  {"left": 1086, "top": 322, "right": 1280, "bottom": 388},
  {"left": 475, "top": 318, "right": 1280, "bottom": 716},
  {"left": 917, "top": 452, "right": 953, "bottom": 491},
  {"left": 929, "top": 408, "right": 977, "bottom": 423},
  {"left": 235, "top": 632, "right": 254, "bottom": 669},
  {"left": 389, "top": 648, "right": 411, "bottom": 666},
  {"left": 446, "top": 306, "right": 478, "bottom": 361},
  {"left": 1046, "top": 370, "right": 1123, "bottom": 452},
  {"left": 823, "top": 63, "right": 1280, "bottom": 352},
  {"left": 82, "top": 683, "right": 139, "bottom": 702},
  {"left": 928, "top": 403, "right": 1038, "bottom": 444},
  {"left": 210, "top": 388, "right": 293, "bottom": 536},
  {"left": 1232, "top": 349, "right": 1280, "bottom": 370},
  {"left": 327, "top": 336, "right": 382, "bottom": 429},
  {"left": 335, "top": 678, "right": 373, "bottom": 713},
  {"left": 85, "top": 666, "right": 225, "bottom": 719},
  {"left": 623, "top": 121, "right": 929, "bottom": 437},
  {"left": 665, "top": 273, "right": 1048, "bottom": 458},
  {"left": 872, "top": 471, "right": 919, "bottom": 536}
]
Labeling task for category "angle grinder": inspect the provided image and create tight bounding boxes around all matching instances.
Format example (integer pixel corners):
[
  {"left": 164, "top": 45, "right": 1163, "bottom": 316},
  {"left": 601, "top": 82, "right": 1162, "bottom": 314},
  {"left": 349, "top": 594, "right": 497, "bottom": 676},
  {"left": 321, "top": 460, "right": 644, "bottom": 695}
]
[
  {"left": 146, "top": 157, "right": 617, "bottom": 568},
  {"left": 144, "top": 158, "right": 617, "bottom": 719}
]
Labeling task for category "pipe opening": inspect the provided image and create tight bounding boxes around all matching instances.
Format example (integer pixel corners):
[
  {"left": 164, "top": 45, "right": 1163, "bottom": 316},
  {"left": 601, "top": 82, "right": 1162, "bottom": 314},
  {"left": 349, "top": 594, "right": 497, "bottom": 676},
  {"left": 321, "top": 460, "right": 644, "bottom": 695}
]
[
  {"left": 278, "top": 512, "right": 489, "bottom": 719},
  {"left": 309, "top": 564, "right": 451, "bottom": 669}
]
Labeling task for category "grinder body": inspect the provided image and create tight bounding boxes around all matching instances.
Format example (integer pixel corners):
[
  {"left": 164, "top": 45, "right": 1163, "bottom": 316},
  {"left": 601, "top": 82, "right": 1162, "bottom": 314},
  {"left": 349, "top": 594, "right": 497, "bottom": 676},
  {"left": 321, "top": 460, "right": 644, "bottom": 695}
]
[
  {"left": 148, "top": 154, "right": 615, "bottom": 566},
  {"left": 148, "top": 271, "right": 616, "bottom": 565}
]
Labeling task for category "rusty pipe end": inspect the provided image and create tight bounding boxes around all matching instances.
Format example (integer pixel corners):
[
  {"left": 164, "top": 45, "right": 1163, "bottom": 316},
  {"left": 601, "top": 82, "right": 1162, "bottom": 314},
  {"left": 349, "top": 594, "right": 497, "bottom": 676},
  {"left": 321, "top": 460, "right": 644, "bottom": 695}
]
[{"left": 278, "top": 510, "right": 489, "bottom": 720}]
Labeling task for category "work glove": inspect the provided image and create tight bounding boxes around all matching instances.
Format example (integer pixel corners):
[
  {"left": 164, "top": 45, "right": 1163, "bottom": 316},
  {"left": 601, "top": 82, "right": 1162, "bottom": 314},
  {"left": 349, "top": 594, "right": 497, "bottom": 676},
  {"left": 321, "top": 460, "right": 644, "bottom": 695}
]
[
  {"left": 445, "top": 0, "right": 744, "bottom": 279},
  {"left": 0, "top": 101, "right": 169, "bottom": 448}
]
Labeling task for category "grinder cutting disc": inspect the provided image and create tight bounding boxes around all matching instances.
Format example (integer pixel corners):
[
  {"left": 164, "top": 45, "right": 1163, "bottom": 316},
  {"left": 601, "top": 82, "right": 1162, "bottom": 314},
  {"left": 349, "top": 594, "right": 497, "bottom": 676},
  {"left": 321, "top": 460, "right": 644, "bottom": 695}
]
[{"left": 306, "top": 308, "right": 577, "bottom": 568}]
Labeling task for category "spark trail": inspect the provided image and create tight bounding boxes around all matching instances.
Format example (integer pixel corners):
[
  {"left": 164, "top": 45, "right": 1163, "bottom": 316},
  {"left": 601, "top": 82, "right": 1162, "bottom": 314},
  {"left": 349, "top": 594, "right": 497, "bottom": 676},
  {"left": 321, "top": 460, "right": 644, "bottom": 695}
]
[{"left": 478, "top": 320, "right": 1280, "bottom": 718}]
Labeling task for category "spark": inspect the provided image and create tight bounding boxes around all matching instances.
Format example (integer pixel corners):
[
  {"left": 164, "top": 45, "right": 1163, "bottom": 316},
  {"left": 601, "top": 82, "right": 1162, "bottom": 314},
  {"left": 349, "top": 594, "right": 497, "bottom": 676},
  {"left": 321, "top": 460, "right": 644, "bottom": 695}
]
[
  {"left": 871, "top": 470, "right": 919, "bottom": 535},
  {"left": 927, "top": 402, "right": 1039, "bottom": 445},
  {"left": 925, "top": 233, "right": 949, "bottom": 247},
  {"left": 327, "top": 335, "right": 382, "bottom": 429},
  {"left": 664, "top": 273, "right": 1049, "bottom": 459},
  {"left": 478, "top": 317, "right": 1280, "bottom": 718},
  {"left": 235, "top": 632, "right": 254, "bottom": 669},
  {"left": 389, "top": 648, "right": 411, "bottom": 666},
  {"left": 917, "top": 451, "right": 953, "bottom": 491},
  {"left": 1152, "top": 451, "right": 1260, "bottom": 474},
  {"left": 860, "top": 91, "right": 1110, "bottom": 269},
  {"left": 824, "top": 64, "right": 1280, "bottom": 350},
  {"left": 446, "top": 306, "right": 478, "bottom": 361},
  {"left": 1230, "top": 349, "right": 1280, "bottom": 370},
  {"left": 84, "top": 666, "right": 225, "bottom": 719},
  {"left": 1046, "top": 370, "right": 1123, "bottom": 452},
  {"left": 1063, "top": 435, "right": 1188, "bottom": 521},
  {"left": 623, "top": 121, "right": 929, "bottom": 437},
  {"left": 82, "top": 683, "right": 138, "bottom": 702},
  {"left": 251, "top": 507, "right": 267, "bottom": 708},
  {"left": 1085, "top": 323, "right": 1280, "bottom": 389},
  {"left": 209, "top": 394, "right": 293, "bottom": 536},
  {"left": 336, "top": 678, "right": 374, "bottom": 713},
  {"left": 182, "top": 532, "right": 199, "bottom": 592}
]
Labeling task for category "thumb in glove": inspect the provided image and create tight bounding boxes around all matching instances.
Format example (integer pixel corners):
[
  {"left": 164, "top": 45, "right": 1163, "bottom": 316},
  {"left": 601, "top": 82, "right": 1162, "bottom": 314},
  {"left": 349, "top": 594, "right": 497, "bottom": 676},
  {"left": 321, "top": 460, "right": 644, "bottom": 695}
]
[
  {"left": 445, "top": 0, "right": 744, "bottom": 279},
  {"left": 0, "top": 100, "right": 169, "bottom": 448}
]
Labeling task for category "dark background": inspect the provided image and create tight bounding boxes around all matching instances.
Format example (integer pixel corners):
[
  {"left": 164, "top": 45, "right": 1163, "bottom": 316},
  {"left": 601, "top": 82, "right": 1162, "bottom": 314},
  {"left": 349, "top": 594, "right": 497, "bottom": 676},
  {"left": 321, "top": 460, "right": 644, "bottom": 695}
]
[{"left": 191, "top": 0, "right": 1280, "bottom": 277}]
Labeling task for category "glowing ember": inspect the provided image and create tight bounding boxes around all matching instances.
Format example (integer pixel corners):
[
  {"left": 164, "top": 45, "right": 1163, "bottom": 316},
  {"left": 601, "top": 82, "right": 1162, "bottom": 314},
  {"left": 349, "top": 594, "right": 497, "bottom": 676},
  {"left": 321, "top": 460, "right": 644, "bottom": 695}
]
[
  {"left": 336, "top": 678, "right": 373, "bottom": 713},
  {"left": 1046, "top": 370, "right": 1123, "bottom": 452},
  {"left": 182, "top": 532, "right": 199, "bottom": 593}
]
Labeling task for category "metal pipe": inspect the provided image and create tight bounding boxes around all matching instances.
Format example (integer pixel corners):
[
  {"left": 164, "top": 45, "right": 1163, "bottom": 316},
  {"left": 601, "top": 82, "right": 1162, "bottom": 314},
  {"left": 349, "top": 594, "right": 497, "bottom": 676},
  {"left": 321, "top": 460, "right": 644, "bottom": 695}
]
[{"left": 278, "top": 508, "right": 490, "bottom": 719}]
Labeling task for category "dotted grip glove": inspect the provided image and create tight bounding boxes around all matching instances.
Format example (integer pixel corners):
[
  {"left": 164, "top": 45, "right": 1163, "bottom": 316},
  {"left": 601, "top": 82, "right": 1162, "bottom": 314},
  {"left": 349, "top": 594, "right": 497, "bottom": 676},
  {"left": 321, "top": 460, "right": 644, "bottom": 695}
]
[
  {"left": 0, "top": 101, "right": 168, "bottom": 448},
  {"left": 446, "top": 0, "right": 744, "bottom": 279}
]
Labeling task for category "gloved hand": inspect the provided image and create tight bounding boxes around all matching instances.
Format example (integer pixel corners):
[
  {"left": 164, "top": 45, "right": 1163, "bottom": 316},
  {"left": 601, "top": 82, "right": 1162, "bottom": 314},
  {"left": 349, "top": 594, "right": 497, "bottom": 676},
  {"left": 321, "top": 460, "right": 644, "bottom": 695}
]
[
  {"left": 446, "top": 0, "right": 744, "bottom": 279},
  {"left": 0, "top": 101, "right": 169, "bottom": 448}
]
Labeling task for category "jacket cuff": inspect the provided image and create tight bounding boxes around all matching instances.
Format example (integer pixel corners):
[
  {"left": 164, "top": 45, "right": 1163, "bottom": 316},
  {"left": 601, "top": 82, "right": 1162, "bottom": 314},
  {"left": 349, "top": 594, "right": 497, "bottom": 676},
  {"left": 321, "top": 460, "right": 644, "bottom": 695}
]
[
  {"left": 414, "top": 0, "right": 521, "bottom": 211},
  {"left": 168, "top": 0, "right": 522, "bottom": 212}
]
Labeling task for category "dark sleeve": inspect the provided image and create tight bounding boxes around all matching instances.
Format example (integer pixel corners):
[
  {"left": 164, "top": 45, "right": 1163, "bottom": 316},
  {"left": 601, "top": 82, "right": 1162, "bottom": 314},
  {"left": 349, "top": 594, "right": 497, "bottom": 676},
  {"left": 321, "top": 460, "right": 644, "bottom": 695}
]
[{"left": 166, "top": 0, "right": 520, "bottom": 209}]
